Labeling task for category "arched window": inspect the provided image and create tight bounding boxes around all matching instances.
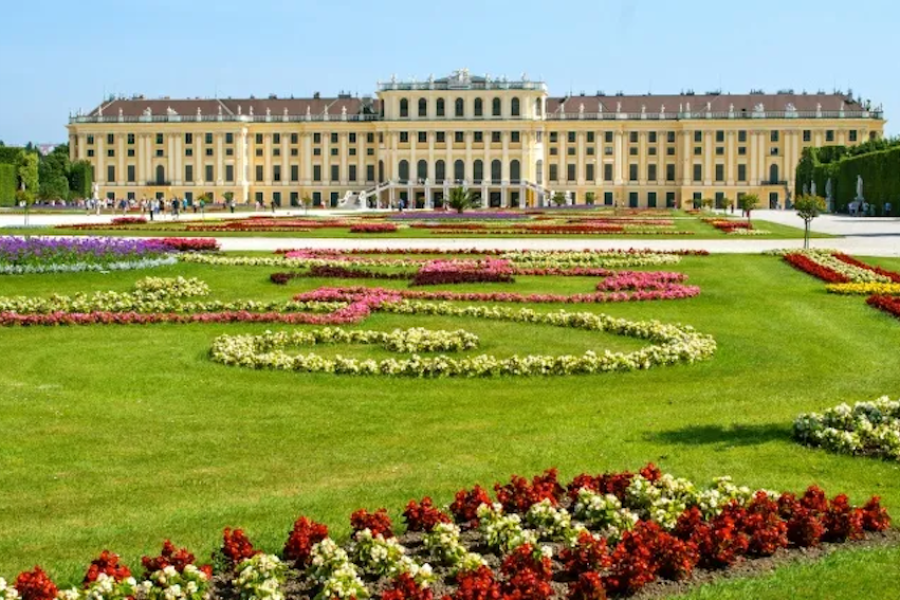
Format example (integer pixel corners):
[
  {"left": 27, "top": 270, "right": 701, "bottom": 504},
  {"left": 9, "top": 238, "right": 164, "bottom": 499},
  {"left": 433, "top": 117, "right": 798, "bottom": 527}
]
[
  {"left": 455, "top": 98, "right": 464, "bottom": 117},
  {"left": 511, "top": 97, "right": 521, "bottom": 117},
  {"left": 491, "top": 159, "right": 502, "bottom": 183},
  {"left": 492, "top": 97, "right": 501, "bottom": 117},
  {"left": 417, "top": 159, "right": 428, "bottom": 181},
  {"left": 378, "top": 160, "right": 384, "bottom": 183},
  {"left": 399, "top": 160, "right": 409, "bottom": 182},
  {"left": 435, "top": 160, "right": 446, "bottom": 183},
  {"left": 400, "top": 98, "right": 409, "bottom": 118},
  {"left": 474, "top": 98, "right": 483, "bottom": 117},
  {"left": 156, "top": 165, "right": 165, "bottom": 184},
  {"left": 418, "top": 98, "right": 427, "bottom": 118},
  {"left": 437, "top": 98, "right": 445, "bottom": 117},
  {"left": 473, "top": 160, "right": 484, "bottom": 183},
  {"left": 535, "top": 98, "right": 542, "bottom": 117},
  {"left": 454, "top": 159, "right": 465, "bottom": 182},
  {"left": 769, "top": 164, "right": 779, "bottom": 184},
  {"left": 510, "top": 160, "right": 521, "bottom": 183}
]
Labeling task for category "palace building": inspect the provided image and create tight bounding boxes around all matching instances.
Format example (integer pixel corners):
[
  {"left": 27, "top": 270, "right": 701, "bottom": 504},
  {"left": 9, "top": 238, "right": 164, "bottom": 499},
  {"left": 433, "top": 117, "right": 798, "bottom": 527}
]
[{"left": 67, "top": 69, "right": 886, "bottom": 209}]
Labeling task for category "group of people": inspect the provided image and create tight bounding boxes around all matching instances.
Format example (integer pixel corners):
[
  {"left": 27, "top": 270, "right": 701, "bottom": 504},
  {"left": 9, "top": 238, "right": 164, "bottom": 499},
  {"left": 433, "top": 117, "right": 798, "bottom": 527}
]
[{"left": 848, "top": 200, "right": 872, "bottom": 217}]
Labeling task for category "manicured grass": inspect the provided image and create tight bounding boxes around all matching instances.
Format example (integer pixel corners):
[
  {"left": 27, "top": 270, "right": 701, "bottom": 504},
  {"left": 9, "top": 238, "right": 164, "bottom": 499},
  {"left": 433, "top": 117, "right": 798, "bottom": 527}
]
[
  {"left": 0, "top": 214, "right": 831, "bottom": 239},
  {"left": 0, "top": 253, "right": 898, "bottom": 597}
]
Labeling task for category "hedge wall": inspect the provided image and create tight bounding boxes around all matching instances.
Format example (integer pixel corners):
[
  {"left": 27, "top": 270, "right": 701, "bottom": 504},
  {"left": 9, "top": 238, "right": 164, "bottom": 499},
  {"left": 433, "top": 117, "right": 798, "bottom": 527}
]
[
  {"left": 796, "top": 139, "right": 900, "bottom": 216},
  {"left": 0, "top": 164, "right": 16, "bottom": 206},
  {"left": 0, "top": 147, "right": 24, "bottom": 166},
  {"left": 69, "top": 160, "right": 93, "bottom": 199}
]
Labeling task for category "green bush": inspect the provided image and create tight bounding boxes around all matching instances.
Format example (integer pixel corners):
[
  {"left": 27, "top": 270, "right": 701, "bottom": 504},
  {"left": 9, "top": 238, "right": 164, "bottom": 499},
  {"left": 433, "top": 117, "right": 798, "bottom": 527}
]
[
  {"left": 0, "top": 147, "right": 23, "bottom": 166},
  {"left": 0, "top": 164, "right": 15, "bottom": 206},
  {"left": 69, "top": 160, "right": 93, "bottom": 199}
]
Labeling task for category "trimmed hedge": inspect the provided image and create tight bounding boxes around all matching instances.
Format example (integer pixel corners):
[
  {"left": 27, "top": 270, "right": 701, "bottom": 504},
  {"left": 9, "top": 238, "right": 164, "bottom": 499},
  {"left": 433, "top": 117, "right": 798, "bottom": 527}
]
[
  {"left": 796, "top": 138, "right": 900, "bottom": 216},
  {"left": 69, "top": 160, "right": 93, "bottom": 199},
  {"left": 0, "top": 164, "right": 16, "bottom": 206},
  {"left": 0, "top": 147, "right": 23, "bottom": 166}
]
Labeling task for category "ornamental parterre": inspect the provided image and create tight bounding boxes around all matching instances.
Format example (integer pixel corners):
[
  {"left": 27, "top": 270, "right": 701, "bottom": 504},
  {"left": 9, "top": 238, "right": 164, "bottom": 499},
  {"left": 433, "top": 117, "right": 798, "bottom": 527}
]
[
  {"left": 8, "top": 465, "right": 891, "bottom": 600},
  {"left": 794, "top": 396, "right": 900, "bottom": 460}
]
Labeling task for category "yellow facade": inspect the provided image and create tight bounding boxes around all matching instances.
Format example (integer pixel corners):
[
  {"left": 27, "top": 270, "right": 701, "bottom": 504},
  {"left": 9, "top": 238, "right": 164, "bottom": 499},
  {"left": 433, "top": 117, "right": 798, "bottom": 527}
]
[{"left": 67, "top": 70, "right": 885, "bottom": 209}]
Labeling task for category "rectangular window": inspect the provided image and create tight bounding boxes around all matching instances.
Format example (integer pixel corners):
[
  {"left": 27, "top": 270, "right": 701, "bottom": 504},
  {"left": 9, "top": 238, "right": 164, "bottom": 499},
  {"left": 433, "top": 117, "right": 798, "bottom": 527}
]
[
  {"left": 629, "top": 192, "right": 639, "bottom": 208},
  {"left": 648, "top": 164, "right": 657, "bottom": 182},
  {"left": 567, "top": 164, "right": 576, "bottom": 182},
  {"left": 648, "top": 192, "right": 657, "bottom": 208},
  {"left": 629, "top": 164, "right": 638, "bottom": 182},
  {"left": 628, "top": 132, "right": 637, "bottom": 143},
  {"left": 330, "top": 148, "right": 338, "bottom": 156},
  {"left": 666, "top": 191, "right": 676, "bottom": 208},
  {"left": 587, "top": 147, "right": 595, "bottom": 156},
  {"left": 550, "top": 132, "right": 558, "bottom": 143},
  {"left": 127, "top": 133, "right": 135, "bottom": 145},
  {"left": 127, "top": 149, "right": 135, "bottom": 157},
  {"left": 648, "top": 147, "right": 657, "bottom": 156},
  {"left": 330, "top": 165, "right": 339, "bottom": 182},
  {"left": 604, "top": 191, "right": 613, "bottom": 206},
  {"left": 694, "top": 146, "right": 702, "bottom": 155},
  {"left": 313, "top": 148, "right": 321, "bottom": 156},
  {"left": 349, "top": 133, "right": 356, "bottom": 144},
  {"left": 649, "top": 132, "right": 657, "bottom": 144},
  {"left": 205, "top": 148, "right": 214, "bottom": 157},
  {"left": 549, "top": 164, "right": 558, "bottom": 182},
  {"left": 331, "top": 133, "right": 338, "bottom": 144},
  {"left": 738, "top": 164, "right": 747, "bottom": 182},
  {"left": 738, "top": 131, "right": 747, "bottom": 143},
  {"left": 155, "top": 149, "right": 163, "bottom": 157},
  {"left": 693, "top": 164, "right": 702, "bottom": 182},
  {"left": 666, "top": 164, "right": 675, "bottom": 182},
  {"left": 716, "top": 131, "right": 724, "bottom": 143},
  {"left": 226, "top": 165, "right": 234, "bottom": 182},
  {"left": 694, "top": 131, "right": 702, "bottom": 143},
  {"left": 349, "top": 165, "right": 357, "bottom": 182},
  {"left": 366, "top": 165, "right": 375, "bottom": 182},
  {"left": 549, "top": 148, "right": 558, "bottom": 156},
  {"left": 291, "top": 165, "right": 299, "bottom": 182},
  {"left": 738, "top": 146, "right": 747, "bottom": 155},
  {"left": 569, "top": 147, "right": 577, "bottom": 156},
  {"left": 291, "top": 148, "right": 298, "bottom": 156},
  {"left": 186, "top": 148, "right": 193, "bottom": 157},
  {"left": 313, "top": 165, "right": 321, "bottom": 181},
  {"left": 87, "top": 135, "right": 94, "bottom": 145},
  {"left": 849, "top": 130, "right": 858, "bottom": 142},
  {"left": 291, "top": 133, "right": 299, "bottom": 144},
  {"left": 156, "top": 134, "right": 163, "bottom": 144},
  {"left": 107, "top": 149, "right": 115, "bottom": 158},
  {"left": 770, "top": 130, "right": 779, "bottom": 142},
  {"left": 105, "top": 133, "right": 114, "bottom": 145},
  {"left": 206, "top": 165, "right": 214, "bottom": 182},
  {"left": 716, "top": 147, "right": 724, "bottom": 156},
  {"left": 436, "top": 132, "right": 445, "bottom": 143},
  {"left": 312, "top": 191, "right": 321, "bottom": 206},
  {"left": 400, "top": 132, "right": 409, "bottom": 143},
  {"left": 474, "top": 132, "right": 483, "bottom": 143},
  {"left": 255, "top": 165, "right": 264, "bottom": 182},
  {"left": 491, "top": 131, "right": 501, "bottom": 143},
  {"left": 802, "top": 130, "right": 811, "bottom": 143},
  {"left": 367, "top": 132, "right": 375, "bottom": 143},
  {"left": 667, "top": 131, "right": 676, "bottom": 143},
  {"left": 206, "top": 133, "right": 214, "bottom": 144},
  {"left": 587, "top": 132, "right": 595, "bottom": 143},
  {"left": 666, "top": 147, "right": 675, "bottom": 156},
  {"left": 586, "top": 163, "right": 595, "bottom": 181},
  {"left": 604, "top": 163, "right": 613, "bottom": 182},
  {"left": 313, "top": 133, "right": 321, "bottom": 144},
  {"left": 127, "top": 165, "right": 135, "bottom": 182},
  {"left": 185, "top": 165, "right": 194, "bottom": 182},
  {"left": 568, "top": 131, "right": 576, "bottom": 143},
  {"left": 366, "top": 148, "right": 374, "bottom": 156},
  {"left": 715, "top": 164, "right": 724, "bottom": 182},
  {"left": 226, "top": 133, "right": 234, "bottom": 144},
  {"left": 604, "top": 146, "right": 613, "bottom": 155},
  {"left": 605, "top": 131, "right": 614, "bottom": 143},
  {"left": 512, "top": 131, "right": 521, "bottom": 143},
  {"left": 349, "top": 148, "right": 356, "bottom": 156},
  {"left": 454, "top": 131, "right": 464, "bottom": 143},
  {"left": 418, "top": 132, "right": 427, "bottom": 144},
  {"left": 255, "top": 133, "right": 263, "bottom": 144}
]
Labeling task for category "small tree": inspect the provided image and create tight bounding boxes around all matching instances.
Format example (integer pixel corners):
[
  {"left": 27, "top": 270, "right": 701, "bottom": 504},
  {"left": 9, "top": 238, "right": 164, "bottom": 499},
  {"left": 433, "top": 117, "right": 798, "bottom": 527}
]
[
  {"left": 700, "top": 197, "right": 715, "bottom": 211},
  {"left": 551, "top": 191, "right": 566, "bottom": 207},
  {"left": 301, "top": 195, "right": 314, "bottom": 215},
  {"left": 223, "top": 191, "right": 234, "bottom": 204},
  {"left": 795, "top": 194, "right": 826, "bottom": 249},
  {"left": 584, "top": 191, "right": 596, "bottom": 206},
  {"left": 448, "top": 186, "right": 479, "bottom": 214},
  {"left": 738, "top": 193, "right": 760, "bottom": 224}
]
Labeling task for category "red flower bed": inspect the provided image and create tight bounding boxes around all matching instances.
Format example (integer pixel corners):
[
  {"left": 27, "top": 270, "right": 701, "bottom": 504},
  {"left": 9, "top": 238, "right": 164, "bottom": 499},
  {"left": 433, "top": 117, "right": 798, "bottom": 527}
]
[
  {"left": 155, "top": 237, "right": 220, "bottom": 252},
  {"left": 270, "top": 266, "right": 412, "bottom": 285},
  {"left": 350, "top": 223, "right": 398, "bottom": 233},
  {"left": 141, "top": 540, "right": 212, "bottom": 578},
  {"left": 403, "top": 497, "right": 451, "bottom": 532},
  {"left": 83, "top": 550, "right": 131, "bottom": 585},
  {"left": 383, "top": 573, "right": 433, "bottom": 600},
  {"left": 833, "top": 254, "right": 900, "bottom": 283},
  {"left": 15, "top": 567, "right": 58, "bottom": 600},
  {"left": 494, "top": 468, "right": 563, "bottom": 513},
  {"left": 449, "top": 485, "right": 493, "bottom": 526},
  {"left": 111, "top": 217, "right": 148, "bottom": 225},
  {"left": 867, "top": 294, "right": 900, "bottom": 319},
  {"left": 704, "top": 219, "right": 753, "bottom": 233},
  {"left": 220, "top": 527, "right": 259, "bottom": 566},
  {"left": 783, "top": 254, "right": 850, "bottom": 283},
  {"left": 350, "top": 507, "right": 394, "bottom": 538}
]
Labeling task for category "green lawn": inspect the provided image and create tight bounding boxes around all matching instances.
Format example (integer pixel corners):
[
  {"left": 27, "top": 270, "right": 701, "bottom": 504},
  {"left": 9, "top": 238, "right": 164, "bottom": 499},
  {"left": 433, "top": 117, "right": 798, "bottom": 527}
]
[
  {"left": 0, "top": 215, "right": 830, "bottom": 239},
  {"left": 0, "top": 254, "right": 898, "bottom": 597}
]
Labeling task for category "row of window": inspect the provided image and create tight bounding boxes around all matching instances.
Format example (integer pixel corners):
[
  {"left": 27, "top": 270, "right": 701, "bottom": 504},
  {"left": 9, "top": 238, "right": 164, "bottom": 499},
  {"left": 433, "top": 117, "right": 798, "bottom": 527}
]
[
  {"left": 546, "top": 162, "right": 779, "bottom": 184},
  {"left": 398, "top": 97, "right": 527, "bottom": 118}
]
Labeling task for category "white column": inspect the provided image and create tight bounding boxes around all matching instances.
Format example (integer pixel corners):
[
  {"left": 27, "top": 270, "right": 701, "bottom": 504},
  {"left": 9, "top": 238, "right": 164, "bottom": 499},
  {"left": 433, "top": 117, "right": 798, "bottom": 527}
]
[
  {"left": 577, "top": 131, "right": 585, "bottom": 189},
  {"left": 501, "top": 132, "right": 510, "bottom": 206},
  {"left": 216, "top": 133, "right": 224, "bottom": 185},
  {"left": 340, "top": 132, "right": 348, "bottom": 185},
  {"left": 281, "top": 133, "right": 289, "bottom": 187},
  {"left": 194, "top": 134, "right": 202, "bottom": 184},
  {"left": 137, "top": 134, "right": 146, "bottom": 184},
  {"left": 726, "top": 131, "right": 735, "bottom": 185},
  {"left": 703, "top": 130, "right": 712, "bottom": 186},
  {"left": 749, "top": 132, "right": 759, "bottom": 185},
  {"left": 302, "top": 132, "right": 312, "bottom": 184},
  {"left": 465, "top": 131, "right": 472, "bottom": 181},
  {"left": 97, "top": 136, "right": 106, "bottom": 183},
  {"left": 614, "top": 131, "right": 624, "bottom": 185},
  {"left": 166, "top": 135, "right": 175, "bottom": 185},
  {"left": 323, "top": 133, "right": 331, "bottom": 187},
  {"left": 117, "top": 135, "right": 125, "bottom": 186},
  {"left": 681, "top": 130, "right": 691, "bottom": 185},
  {"left": 264, "top": 134, "right": 272, "bottom": 185},
  {"left": 174, "top": 136, "right": 183, "bottom": 185},
  {"left": 638, "top": 131, "right": 646, "bottom": 185}
]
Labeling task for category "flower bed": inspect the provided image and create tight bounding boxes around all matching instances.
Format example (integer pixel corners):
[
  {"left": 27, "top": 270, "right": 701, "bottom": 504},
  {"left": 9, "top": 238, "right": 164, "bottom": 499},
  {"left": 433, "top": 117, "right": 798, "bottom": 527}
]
[
  {"left": 704, "top": 219, "right": 753, "bottom": 233},
  {"left": 0, "top": 237, "right": 168, "bottom": 267},
  {"left": 826, "top": 282, "right": 900, "bottom": 296},
  {"left": 271, "top": 266, "right": 411, "bottom": 285},
  {"left": 867, "top": 295, "right": 900, "bottom": 319},
  {"left": 111, "top": 217, "right": 148, "bottom": 225},
  {"left": 155, "top": 238, "right": 221, "bottom": 252},
  {"left": 211, "top": 290, "right": 716, "bottom": 377},
  {"left": 794, "top": 396, "right": 900, "bottom": 460},
  {"left": 8, "top": 465, "right": 890, "bottom": 600},
  {"left": 411, "top": 259, "right": 515, "bottom": 287},
  {"left": 389, "top": 212, "right": 529, "bottom": 221},
  {"left": 782, "top": 251, "right": 897, "bottom": 284},
  {"left": 349, "top": 223, "right": 399, "bottom": 234}
]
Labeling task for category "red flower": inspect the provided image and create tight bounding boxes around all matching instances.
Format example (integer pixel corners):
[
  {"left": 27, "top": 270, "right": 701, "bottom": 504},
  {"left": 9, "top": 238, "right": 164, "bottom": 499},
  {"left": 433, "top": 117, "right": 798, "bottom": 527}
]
[
  {"left": 382, "top": 573, "right": 434, "bottom": 600},
  {"left": 15, "top": 567, "right": 58, "bottom": 600},
  {"left": 83, "top": 550, "right": 131, "bottom": 586},
  {"left": 221, "top": 528, "right": 259, "bottom": 566},
  {"left": 861, "top": 496, "right": 892, "bottom": 532},
  {"left": 450, "top": 566, "right": 502, "bottom": 600},
  {"left": 822, "top": 494, "right": 865, "bottom": 542},
  {"left": 566, "top": 572, "right": 607, "bottom": 600},
  {"left": 449, "top": 485, "right": 493, "bottom": 526},
  {"left": 559, "top": 531, "right": 610, "bottom": 576},
  {"left": 494, "top": 469, "right": 562, "bottom": 513},
  {"left": 350, "top": 508, "right": 394, "bottom": 538},
  {"left": 403, "top": 497, "right": 451, "bottom": 533},
  {"left": 142, "top": 540, "right": 210, "bottom": 578},
  {"left": 282, "top": 516, "right": 329, "bottom": 567}
]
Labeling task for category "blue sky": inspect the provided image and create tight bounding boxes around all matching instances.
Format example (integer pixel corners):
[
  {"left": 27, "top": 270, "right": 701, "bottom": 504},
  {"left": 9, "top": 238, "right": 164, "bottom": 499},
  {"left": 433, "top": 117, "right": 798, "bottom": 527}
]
[{"left": 1, "top": 0, "right": 897, "bottom": 144}]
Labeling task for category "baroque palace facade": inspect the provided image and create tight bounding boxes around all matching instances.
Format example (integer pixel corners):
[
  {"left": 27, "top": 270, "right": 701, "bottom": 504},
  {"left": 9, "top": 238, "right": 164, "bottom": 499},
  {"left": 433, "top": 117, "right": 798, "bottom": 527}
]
[{"left": 67, "top": 69, "right": 886, "bottom": 209}]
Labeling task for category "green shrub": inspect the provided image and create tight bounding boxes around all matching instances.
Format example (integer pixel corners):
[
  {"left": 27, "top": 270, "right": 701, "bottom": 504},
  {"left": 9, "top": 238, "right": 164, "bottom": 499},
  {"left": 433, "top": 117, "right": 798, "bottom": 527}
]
[{"left": 0, "top": 164, "right": 15, "bottom": 206}]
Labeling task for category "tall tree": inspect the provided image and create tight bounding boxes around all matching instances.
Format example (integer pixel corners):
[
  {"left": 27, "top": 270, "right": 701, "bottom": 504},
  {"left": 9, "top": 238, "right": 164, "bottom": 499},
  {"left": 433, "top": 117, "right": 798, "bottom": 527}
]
[
  {"left": 39, "top": 144, "right": 70, "bottom": 200},
  {"left": 17, "top": 153, "right": 39, "bottom": 203}
]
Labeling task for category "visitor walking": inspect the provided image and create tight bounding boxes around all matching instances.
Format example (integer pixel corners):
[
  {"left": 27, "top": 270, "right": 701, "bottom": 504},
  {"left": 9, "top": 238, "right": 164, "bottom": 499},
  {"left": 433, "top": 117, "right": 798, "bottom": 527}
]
[
  {"left": 171, "top": 198, "right": 180, "bottom": 219},
  {"left": 229, "top": 198, "right": 236, "bottom": 214}
]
